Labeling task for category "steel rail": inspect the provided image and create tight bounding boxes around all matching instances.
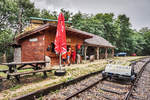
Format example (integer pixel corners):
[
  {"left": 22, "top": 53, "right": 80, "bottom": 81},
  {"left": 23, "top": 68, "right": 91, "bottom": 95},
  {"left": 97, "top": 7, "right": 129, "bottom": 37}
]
[
  {"left": 65, "top": 57, "right": 150, "bottom": 100},
  {"left": 124, "top": 59, "right": 150, "bottom": 100},
  {"left": 65, "top": 77, "right": 107, "bottom": 100},
  {"left": 12, "top": 70, "right": 103, "bottom": 100}
]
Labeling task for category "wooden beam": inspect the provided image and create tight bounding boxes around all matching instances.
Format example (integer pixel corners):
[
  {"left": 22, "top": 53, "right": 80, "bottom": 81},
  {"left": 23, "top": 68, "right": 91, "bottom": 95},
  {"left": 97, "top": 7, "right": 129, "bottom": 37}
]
[
  {"left": 96, "top": 47, "right": 100, "bottom": 60},
  {"left": 99, "top": 48, "right": 101, "bottom": 59},
  {"left": 84, "top": 46, "right": 88, "bottom": 60},
  {"left": 2, "top": 61, "right": 50, "bottom": 65},
  {"left": 2, "top": 53, "right": 6, "bottom": 63},
  {"left": 105, "top": 48, "right": 108, "bottom": 59},
  {"left": 112, "top": 48, "right": 114, "bottom": 58}
]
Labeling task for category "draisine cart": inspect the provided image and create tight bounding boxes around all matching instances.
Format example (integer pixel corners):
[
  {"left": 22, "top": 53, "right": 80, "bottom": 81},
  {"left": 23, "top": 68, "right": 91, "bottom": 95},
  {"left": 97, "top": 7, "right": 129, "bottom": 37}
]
[{"left": 102, "top": 63, "right": 136, "bottom": 82}]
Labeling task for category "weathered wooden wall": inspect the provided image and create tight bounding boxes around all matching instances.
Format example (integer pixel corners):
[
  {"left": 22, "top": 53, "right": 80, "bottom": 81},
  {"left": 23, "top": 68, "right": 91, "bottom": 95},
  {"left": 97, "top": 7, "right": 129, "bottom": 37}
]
[
  {"left": 21, "top": 33, "right": 45, "bottom": 62},
  {"left": 44, "top": 29, "right": 84, "bottom": 65},
  {"left": 20, "top": 27, "right": 86, "bottom": 65},
  {"left": 44, "top": 29, "right": 59, "bottom": 65}
]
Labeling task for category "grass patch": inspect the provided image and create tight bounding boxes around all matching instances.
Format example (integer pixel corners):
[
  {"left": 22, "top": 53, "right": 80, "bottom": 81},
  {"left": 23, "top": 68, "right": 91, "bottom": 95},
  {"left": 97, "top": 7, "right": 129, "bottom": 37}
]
[
  {"left": 0, "top": 72, "right": 7, "bottom": 77},
  {"left": 66, "top": 77, "right": 74, "bottom": 81},
  {"left": 17, "top": 69, "right": 33, "bottom": 73},
  {"left": 10, "top": 84, "right": 22, "bottom": 91},
  {"left": 51, "top": 89, "right": 60, "bottom": 94},
  {"left": 0, "top": 65, "right": 8, "bottom": 70},
  {"left": 98, "top": 89, "right": 104, "bottom": 93},
  {"left": 0, "top": 66, "right": 34, "bottom": 77}
]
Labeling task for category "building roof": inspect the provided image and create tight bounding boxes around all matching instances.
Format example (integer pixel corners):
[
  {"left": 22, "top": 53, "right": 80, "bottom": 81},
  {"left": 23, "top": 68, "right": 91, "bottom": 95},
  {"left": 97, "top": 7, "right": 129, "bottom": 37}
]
[
  {"left": 16, "top": 23, "right": 93, "bottom": 41},
  {"left": 84, "top": 33, "right": 115, "bottom": 48},
  {"left": 16, "top": 22, "right": 115, "bottom": 48}
]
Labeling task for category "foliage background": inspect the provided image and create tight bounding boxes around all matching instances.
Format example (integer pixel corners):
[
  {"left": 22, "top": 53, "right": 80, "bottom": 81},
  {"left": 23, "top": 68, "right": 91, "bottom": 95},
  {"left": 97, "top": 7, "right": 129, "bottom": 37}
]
[{"left": 0, "top": 0, "right": 150, "bottom": 62}]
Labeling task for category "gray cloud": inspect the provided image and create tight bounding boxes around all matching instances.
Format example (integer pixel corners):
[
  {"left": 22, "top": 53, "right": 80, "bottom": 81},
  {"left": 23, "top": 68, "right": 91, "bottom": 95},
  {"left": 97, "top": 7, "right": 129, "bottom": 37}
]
[{"left": 31, "top": 0, "right": 150, "bottom": 30}]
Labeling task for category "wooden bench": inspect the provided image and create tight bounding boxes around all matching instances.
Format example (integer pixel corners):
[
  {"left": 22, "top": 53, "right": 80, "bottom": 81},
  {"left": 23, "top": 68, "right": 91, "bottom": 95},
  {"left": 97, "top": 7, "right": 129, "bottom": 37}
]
[
  {"left": 0, "top": 67, "right": 34, "bottom": 73},
  {"left": 0, "top": 69, "right": 8, "bottom": 73},
  {"left": 7, "top": 69, "right": 52, "bottom": 82},
  {"left": 1, "top": 61, "right": 50, "bottom": 82}
]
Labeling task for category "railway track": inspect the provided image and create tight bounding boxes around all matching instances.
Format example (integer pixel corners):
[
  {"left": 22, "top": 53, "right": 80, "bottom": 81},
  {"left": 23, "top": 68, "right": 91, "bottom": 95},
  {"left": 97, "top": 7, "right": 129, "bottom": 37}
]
[
  {"left": 125, "top": 59, "right": 150, "bottom": 100},
  {"left": 11, "top": 57, "right": 150, "bottom": 100},
  {"left": 40, "top": 57, "right": 149, "bottom": 100},
  {"left": 62, "top": 58, "right": 150, "bottom": 100},
  {"left": 12, "top": 69, "right": 103, "bottom": 100}
]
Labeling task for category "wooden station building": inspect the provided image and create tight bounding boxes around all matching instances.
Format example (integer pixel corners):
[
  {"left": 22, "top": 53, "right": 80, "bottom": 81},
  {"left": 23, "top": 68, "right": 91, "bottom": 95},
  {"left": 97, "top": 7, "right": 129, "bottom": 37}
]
[{"left": 14, "top": 17, "right": 115, "bottom": 65}]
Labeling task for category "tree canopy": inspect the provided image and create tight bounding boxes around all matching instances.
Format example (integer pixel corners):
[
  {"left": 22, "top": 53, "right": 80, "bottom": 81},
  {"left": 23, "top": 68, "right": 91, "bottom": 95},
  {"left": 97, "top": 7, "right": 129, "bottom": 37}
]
[{"left": 0, "top": 0, "right": 150, "bottom": 60}]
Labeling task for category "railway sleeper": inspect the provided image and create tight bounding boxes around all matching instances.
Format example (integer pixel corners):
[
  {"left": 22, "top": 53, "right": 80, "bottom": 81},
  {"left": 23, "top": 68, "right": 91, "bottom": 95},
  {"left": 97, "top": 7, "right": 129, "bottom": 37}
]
[
  {"left": 132, "top": 95, "right": 146, "bottom": 100},
  {"left": 102, "top": 82, "right": 128, "bottom": 89},
  {"left": 96, "top": 92, "right": 119, "bottom": 100},
  {"left": 100, "top": 87, "right": 126, "bottom": 95},
  {"left": 106, "top": 79, "right": 131, "bottom": 85}
]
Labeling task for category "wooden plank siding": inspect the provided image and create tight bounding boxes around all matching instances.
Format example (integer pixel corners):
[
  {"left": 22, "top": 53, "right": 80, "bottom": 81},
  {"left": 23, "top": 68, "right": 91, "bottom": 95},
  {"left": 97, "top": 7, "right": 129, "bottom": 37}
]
[
  {"left": 19, "top": 25, "right": 88, "bottom": 65},
  {"left": 44, "top": 29, "right": 59, "bottom": 65},
  {"left": 21, "top": 33, "right": 45, "bottom": 62}
]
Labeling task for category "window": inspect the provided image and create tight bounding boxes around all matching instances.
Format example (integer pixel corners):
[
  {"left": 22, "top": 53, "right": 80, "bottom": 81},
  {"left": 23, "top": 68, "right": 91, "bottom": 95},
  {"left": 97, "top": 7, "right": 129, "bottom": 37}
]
[{"left": 51, "top": 42, "right": 55, "bottom": 53}]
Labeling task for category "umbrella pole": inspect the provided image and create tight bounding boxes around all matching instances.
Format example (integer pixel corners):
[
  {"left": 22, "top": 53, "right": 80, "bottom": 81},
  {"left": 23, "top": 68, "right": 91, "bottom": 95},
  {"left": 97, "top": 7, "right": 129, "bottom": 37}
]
[
  {"left": 59, "top": 53, "right": 62, "bottom": 70},
  {"left": 54, "top": 52, "right": 66, "bottom": 76}
]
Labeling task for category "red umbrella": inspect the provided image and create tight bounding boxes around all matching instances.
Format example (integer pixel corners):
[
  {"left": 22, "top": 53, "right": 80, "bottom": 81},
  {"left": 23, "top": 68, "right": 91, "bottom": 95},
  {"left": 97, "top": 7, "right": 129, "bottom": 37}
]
[
  {"left": 55, "top": 13, "right": 67, "bottom": 54},
  {"left": 54, "top": 13, "right": 67, "bottom": 69}
]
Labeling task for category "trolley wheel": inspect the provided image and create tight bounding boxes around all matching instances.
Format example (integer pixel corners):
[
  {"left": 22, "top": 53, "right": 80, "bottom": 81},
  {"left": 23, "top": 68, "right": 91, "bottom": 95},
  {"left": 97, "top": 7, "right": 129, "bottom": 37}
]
[
  {"left": 102, "top": 71, "right": 106, "bottom": 78},
  {"left": 54, "top": 69, "right": 66, "bottom": 76},
  {"left": 131, "top": 75, "right": 136, "bottom": 83}
]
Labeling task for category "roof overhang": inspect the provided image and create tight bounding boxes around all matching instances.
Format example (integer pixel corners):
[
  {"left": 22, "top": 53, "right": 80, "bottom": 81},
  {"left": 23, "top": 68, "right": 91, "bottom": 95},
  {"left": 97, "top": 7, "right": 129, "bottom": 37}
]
[
  {"left": 84, "top": 42, "right": 116, "bottom": 48},
  {"left": 16, "top": 23, "right": 93, "bottom": 42}
]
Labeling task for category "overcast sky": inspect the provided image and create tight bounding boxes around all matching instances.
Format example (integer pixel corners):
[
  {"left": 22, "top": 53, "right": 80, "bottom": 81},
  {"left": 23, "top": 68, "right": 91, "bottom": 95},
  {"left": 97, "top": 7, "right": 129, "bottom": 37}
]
[{"left": 31, "top": 0, "right": 150, "bottom": 30}]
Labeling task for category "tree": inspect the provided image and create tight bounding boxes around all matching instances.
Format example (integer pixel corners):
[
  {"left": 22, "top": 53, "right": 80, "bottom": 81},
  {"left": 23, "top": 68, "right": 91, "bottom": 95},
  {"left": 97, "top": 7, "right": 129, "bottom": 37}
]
[
  {"left": 0, "top": 0, "right": 40, "bottom": 33},
  {"left": 0, "top": 29, "right": 14, "bottom": 61},
  {"left": 0, "top": 0, "right": 18, "bottom": 30},
  {"left": 139, "top": 27, "right": 150, "bottom": 55},
  {"left": 0, "top": 0, "right": 40, "bottom": 61},
  {"left": 72, "top": 13, "right": 105, "bottom": 37},
  {"left": 40, "top": 9, "right": 57, "bottom": 19},
  {"left": 115, "top": 14, "right": 133, "bottom": 53},
  {"left": 94, "top": 13, "right": 117, "bottom": 44},
  {"left": 60, "top": 8, "right": 72, "bottom": 21},
  {"left": 72, "top": 11, "right": 83, "bottom": 26},
  {"left": 16, "top": 0, "right": 40, "bottom": 33},
  {"left": 129, "top": 30, "right": 145, "bottom": 55}
]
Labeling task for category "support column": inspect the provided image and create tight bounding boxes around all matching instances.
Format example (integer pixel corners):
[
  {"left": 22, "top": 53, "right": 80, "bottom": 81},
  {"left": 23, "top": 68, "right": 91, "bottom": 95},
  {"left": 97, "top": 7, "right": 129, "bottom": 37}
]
[
  {"left": 96, "top": 47, "right": 100, "bottom": 60},
  {"left": 99, "top": 48, "right": 101, "bottom": 59},
  {"left": 105, "top": 48, "right": 108, "bottom": 59},
  {"left": 3, "top": 52, "right": 6, "bottom": 63},
  {"left": 84, "top": 46, "right": 88, "bottom": 61},
  {"left": 112, "top": 48, "right": 114, "bottom": 58}
]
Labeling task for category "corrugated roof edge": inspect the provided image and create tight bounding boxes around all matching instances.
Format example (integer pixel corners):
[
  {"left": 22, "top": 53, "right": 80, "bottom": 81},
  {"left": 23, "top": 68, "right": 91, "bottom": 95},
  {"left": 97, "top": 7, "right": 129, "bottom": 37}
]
[{"left": 30, "top": 17, "right": 72, "bottom": 24}]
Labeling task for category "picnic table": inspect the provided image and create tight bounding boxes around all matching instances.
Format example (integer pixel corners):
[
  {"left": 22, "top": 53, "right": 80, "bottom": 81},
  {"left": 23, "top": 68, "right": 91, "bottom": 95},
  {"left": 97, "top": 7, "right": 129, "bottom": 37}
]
[{"left": 1, "top": 61, "right": 51, "bottom": 81}]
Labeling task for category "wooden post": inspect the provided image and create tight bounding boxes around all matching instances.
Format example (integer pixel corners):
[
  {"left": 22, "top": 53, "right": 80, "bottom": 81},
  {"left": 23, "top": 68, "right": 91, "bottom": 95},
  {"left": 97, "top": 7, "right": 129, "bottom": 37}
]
[
  {"left": 96, "top": 47, "right": 99, "bottom": 60},
  {"left": 84, "top": 46, "right": 88, "bottom": 61},
  {"left": 3, "top": 53, "right": 6, "bottom": 63},
  {"left": 105, "top": 48, "right": 108, "bottom": 59},
  {"left": 99, "top": 48, "right": 101, "bottom": 59},
  {"left": 112, "top": 48, "right": 114, "bottom": 58}
]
